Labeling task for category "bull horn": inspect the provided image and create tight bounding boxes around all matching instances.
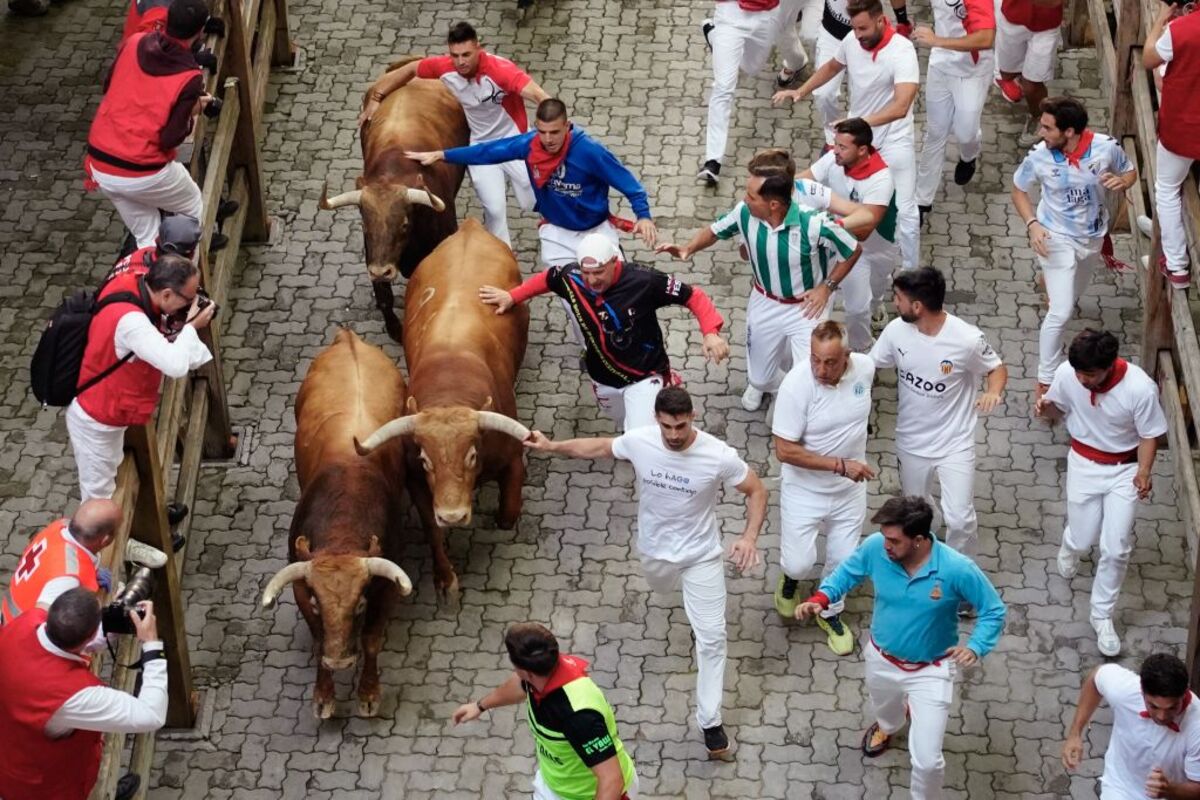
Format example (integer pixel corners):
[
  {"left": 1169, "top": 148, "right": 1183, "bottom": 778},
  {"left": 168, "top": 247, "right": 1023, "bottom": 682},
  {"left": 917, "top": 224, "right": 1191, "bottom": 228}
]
[
  {"left": 261, "top": 562, "right": 312, "bottom": 608},
  {"left": 477, "top": 411, "right": 531, "bottom": 442},
  {"left": 320, "top": 183, "right": 363, "bottom": 210},
  {"left": 405, "top": 188, "right": 446, "bottom": 212},
  {"left": 364, "top": 557, "right": 413, "bottom": 596},
  {"left": 354, "top": 416, "right": 419, "bottom": 455}
]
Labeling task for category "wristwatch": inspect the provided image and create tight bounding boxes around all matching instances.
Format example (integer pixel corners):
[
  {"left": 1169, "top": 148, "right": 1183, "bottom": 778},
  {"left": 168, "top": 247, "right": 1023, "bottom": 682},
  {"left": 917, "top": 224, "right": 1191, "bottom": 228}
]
[
  {"left": 140, "top": 648, "right": 166, "bottom": 665},
  {"left": 823, "top": 278, "right": 840, "bottom": 291}
]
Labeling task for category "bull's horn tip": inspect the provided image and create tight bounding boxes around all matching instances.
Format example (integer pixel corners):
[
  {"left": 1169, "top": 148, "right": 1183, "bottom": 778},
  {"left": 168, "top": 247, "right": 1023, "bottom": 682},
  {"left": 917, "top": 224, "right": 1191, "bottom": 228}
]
[{"left": 353, "top": 437, "right": 370, "bottom": 456}]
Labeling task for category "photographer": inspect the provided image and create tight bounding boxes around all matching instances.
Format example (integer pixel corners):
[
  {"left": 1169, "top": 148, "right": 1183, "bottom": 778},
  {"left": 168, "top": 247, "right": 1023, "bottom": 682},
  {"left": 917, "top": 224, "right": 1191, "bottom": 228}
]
[
  {"left": 0, "top": 588, "right": 167, "bottom": 800},
  {"left": 67, "top": 253, "right": 214, "bottom": 504}
]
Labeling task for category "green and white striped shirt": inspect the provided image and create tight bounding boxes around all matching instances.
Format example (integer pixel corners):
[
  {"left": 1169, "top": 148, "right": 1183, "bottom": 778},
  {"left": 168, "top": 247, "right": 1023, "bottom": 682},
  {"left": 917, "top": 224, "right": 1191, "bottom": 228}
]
[{"left": 710, "top": 201, "right": 859, "bottom": 300}]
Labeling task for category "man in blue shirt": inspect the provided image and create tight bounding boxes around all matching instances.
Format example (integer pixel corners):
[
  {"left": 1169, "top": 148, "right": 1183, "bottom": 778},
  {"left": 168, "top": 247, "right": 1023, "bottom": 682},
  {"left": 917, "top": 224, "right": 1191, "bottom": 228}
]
[{"left": 796, "top": 495, "right": 1006, "bottom": 800}]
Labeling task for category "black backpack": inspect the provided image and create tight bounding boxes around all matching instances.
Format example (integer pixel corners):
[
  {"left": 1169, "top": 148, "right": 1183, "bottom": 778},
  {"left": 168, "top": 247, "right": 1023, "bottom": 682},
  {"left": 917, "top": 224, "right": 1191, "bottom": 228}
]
[{"left": 30, "top": 280, "right": 153, "bottom": 407}]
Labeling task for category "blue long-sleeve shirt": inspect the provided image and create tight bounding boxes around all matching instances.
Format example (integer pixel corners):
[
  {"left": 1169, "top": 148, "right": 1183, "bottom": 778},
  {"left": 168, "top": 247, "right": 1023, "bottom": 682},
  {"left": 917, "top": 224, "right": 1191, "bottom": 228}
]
[
  {"left": 442, "top": 125, "right": 652, "bottom": 230},
  {"left": 815, "top": 533, "right": 1006, "bottom": 663}
]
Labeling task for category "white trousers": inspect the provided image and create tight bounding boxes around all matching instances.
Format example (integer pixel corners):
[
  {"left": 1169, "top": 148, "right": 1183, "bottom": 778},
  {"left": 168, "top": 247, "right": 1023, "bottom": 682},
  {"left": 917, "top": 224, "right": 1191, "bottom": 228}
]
[
  {"left": 92, "top": 162, "right": 204, "bottom": 249},
  {"left": 746, "top": 289, "right": 827, "bottom": 393},
  {"left": 774, "top": 0, "right": 815, "bottom": 71},
  {"left": 780, "top": 481, "right": 866, "bottom": 616},
  {"left": 1062, "top": 450, "right": 1140, "bottom": 620},
  {"left": 878, "top": 136, "right": 920, "bottom": 270},
  {"left": 641, "top": 550, "right": 727, "bottom": 729},
  {"left": 839, "top": 244, "right": 897, "bottom": 351},
  {"left": 468, "top": 160, "right": 535, "bottom": 248},
  {"left": 898, "top": 447, "right": 978, "bottom": 557},
  {"left": 66, "top": 400, "right": 126, "bottom": 503},
  {"left": 813, "top": 29, "right": 847, "bottom": 145},
  {"left": 533, "top": 770, "right": 640, "bottom": 800},
  {"left": 1154, "top": 141, "right": 1195, "bottom": 273},
  {"left": 995, "top": 11, "right": 1060, "bottom": 83},
  {"left": 593, "top": 375, "right": 664, "bottom": 432},
  {"left": 706, "top": 1, "right": 781, "bottom": 164},
  {"left": 915, "top": 63, "right": 993, "bottom": 207},
  {"left": 865, "top": 642, "right": 957, "bottom": 800},
  {"left": 1036, "top": 233, "right": 1101, "bottom": 384},
  {"left": 540, "top": 220, "right": 622, "bottom": 351}
]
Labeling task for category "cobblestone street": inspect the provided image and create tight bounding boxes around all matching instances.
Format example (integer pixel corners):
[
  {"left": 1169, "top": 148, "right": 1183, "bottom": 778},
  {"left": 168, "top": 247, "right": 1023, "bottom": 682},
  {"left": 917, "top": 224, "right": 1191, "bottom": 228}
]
[{"left": 0, "top": 0, "right": 1191, "bottom": 797}]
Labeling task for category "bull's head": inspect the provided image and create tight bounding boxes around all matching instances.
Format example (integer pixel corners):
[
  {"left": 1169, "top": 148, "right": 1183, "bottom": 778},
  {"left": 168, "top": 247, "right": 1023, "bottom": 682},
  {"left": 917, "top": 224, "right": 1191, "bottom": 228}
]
[
  {"left": 319, "top": 181, "right": 445, "bottom": 282},
  {"left": 353, "top": 398, "right": 529, "bottom": 528},
  {"left": 260, "top": 535, "right": 412, "bottom": 671}
]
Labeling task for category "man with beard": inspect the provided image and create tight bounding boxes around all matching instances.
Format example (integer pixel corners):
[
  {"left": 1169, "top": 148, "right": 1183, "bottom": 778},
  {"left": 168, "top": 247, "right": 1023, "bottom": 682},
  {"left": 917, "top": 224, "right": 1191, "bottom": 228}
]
[
  {"left": 524, "top": 387, "right": 768, "bottom": 759},
  {"left": 869, "top": 267, "right": 1007, "bottom": 560},
  {"left": 1035, "top": 329, "right": 1167, "bottom": 657},
  {"left": 1011, "top": 97, "right": 1137, "bottom": 401},
  {"left": 796, "top": 495, "right": 1006, "bottom": 799},
  {"left": 772, "top": 0, "right": 920, "bottom": 270}
]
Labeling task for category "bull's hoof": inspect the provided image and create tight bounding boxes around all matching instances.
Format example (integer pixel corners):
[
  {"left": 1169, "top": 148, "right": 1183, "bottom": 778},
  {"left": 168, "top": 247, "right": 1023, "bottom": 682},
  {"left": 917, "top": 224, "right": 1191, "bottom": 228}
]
[
  {"left": 357, "top": 697, "right": 380, "bottom": 717},
  {"left": 313, "top": 699, "right": 335, "bottom": 720},
  {"left": 435, "top": 571, "right": 461, "bottom": 602}
]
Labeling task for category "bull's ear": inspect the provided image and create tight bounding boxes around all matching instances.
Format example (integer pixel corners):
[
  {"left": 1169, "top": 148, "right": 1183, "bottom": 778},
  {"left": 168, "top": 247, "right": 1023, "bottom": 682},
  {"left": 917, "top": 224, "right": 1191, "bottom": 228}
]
[
  {"left": 367, "top": 535, "right": 381, "bottom": 557},
  {"left": 482, "top": 396, "right": 494, "bottom": 411},
  {"left": 355, "top": 175, "right": 365, "bottom": 189},
  {"left": 406, "top": 396, "right": 419, "bottom": 414},
  {"left": 296, "top": 536, "right": 313, "bottom": 560}
]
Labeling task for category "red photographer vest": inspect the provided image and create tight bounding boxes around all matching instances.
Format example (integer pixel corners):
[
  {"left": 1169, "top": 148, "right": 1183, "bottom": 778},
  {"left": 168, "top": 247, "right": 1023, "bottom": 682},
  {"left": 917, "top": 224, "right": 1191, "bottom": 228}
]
[
  {"left": 0, "top": 610, "right": 105, "bottom": 800},
  {"left": 86, "top": 32, "right": 199, "bottom": 175},
  {"left": 76, "top": 271, "right": 165, "bottom": 427},
  {"left": 1160, "top": 12, "right": 1200, "bottom": 160},
  {"left": 0, "top": 520, "right": 99, "bottom": 626}
]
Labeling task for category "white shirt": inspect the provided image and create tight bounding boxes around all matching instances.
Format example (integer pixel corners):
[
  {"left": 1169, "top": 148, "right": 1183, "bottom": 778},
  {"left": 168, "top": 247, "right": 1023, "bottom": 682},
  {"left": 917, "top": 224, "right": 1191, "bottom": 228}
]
[
  {"left": 1156, "top": 24, "right": 1175, "bottom": 62},
  {"left": 611, "top": 427, "right": 749, "bottom": 565},
  {"left": 1012, "top": 133, "right": 1134, "bottom": 240},
  {"left": 115, "top": 314, "right": 213, "bottom": 379},
  {"left": 834, "top": 30, "right": 920, "bottom": 147},
  {"left": 416, "top": 52, "right": 532, "bottom": 143},
  {"left": 1043, "top": 360, "right": 1168, "bottom": 452},
  {"left": 804, "top": 152, "right": 898, "bottom": 249},
  {"left": 773, "top": 353, "right": 875, "bottom": 494},
  {"left": 1094, "top": 664, "right": 1200, "bottom": 797},
  {"left": 870, "top": 314, "right": 1003, "bottom": 458},
  {"left": 928, "top": 0, "right": 996, "bottom": 77}
]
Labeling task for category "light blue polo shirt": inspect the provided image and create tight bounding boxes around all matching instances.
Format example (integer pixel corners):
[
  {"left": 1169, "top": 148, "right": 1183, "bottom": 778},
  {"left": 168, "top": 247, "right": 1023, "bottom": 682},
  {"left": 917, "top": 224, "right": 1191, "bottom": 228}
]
[{"left": 817, "top": 533, "right": 1006, "bottom": 663}]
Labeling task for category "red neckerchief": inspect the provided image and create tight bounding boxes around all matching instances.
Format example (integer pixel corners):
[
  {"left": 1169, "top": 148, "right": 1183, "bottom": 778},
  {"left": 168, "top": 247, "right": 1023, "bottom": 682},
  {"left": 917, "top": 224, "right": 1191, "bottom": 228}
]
[
  {"left": 1141, "top": 691, "right": 1192, "bottom": 732},
  {"left": 1090, "top": 358, "right": 1128, "bottom": 405},
  {"left": 1062, "top": 129, "right": 1095, "bottom": 169},
  {"left": 863, "top": 21, "right": 896, "bottom": 61},
  {"left": 527, "top": 126, "right": 573, "bottom": 189},
  {"left": 528, "top": 653, "right": 590, "bottom": 701},
  {"left": 844, "top": 146, "right": 888, "bottom": 179}
]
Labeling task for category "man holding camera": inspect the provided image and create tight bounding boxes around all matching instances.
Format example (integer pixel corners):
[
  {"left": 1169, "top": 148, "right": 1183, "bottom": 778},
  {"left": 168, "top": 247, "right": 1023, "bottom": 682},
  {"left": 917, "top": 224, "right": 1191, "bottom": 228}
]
[{"left": 0, "top": 587, "right": 167, "bottom": 800}]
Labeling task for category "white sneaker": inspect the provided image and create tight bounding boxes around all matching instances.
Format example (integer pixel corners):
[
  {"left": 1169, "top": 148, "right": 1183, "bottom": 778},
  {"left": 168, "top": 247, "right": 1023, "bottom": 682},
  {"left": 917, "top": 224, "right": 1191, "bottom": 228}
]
[
  {"left": 1137, "top": 214, "right": 1154, "bottom": 238},
  {"left": 1056, "top": 545, "right": 1080, "bottom": 579},
  {"left": 741, "top": 385, "right": 764, "bottom": 412},
  {"left": 1018, "top": 117, "right": 1041, "bottom": 148},
  {"left": 125, "top": 540, "right": 167, "bottom": 569},
  {"left": 1091, "top": 617, "right": 1122, "bottom": 657}
]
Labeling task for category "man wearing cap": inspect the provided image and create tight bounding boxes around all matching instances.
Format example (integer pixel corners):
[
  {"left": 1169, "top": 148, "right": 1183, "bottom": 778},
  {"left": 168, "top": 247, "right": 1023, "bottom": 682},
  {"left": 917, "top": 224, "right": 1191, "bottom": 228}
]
[
  {"left": 480, "top": 234, "right": 728, "bottom": 431},
  {"left": 108, "top": 214, "right": 202, "bottom": 281},
  {"left": 85, "top": 0, "right": 216, "bottom": 249}
]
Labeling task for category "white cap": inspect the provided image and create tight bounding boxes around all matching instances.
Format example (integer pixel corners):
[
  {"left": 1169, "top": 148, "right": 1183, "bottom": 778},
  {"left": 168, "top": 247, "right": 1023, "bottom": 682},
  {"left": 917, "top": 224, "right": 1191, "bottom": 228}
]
[{"left": 576, "top": 234, "right": 620, "bottom": 270}]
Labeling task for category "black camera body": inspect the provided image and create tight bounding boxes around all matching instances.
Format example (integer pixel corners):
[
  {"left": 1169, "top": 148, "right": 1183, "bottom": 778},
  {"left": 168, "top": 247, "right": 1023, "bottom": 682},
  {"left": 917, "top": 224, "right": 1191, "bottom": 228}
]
[
  {"left": 196, "top": 288, "right": 220, "bottom": 320},
  {"left": 100, "top": 567, "right": 155, "bottom": 635},
  {"left": 203, "top": 96, "right": 223, "bottom": 120}
]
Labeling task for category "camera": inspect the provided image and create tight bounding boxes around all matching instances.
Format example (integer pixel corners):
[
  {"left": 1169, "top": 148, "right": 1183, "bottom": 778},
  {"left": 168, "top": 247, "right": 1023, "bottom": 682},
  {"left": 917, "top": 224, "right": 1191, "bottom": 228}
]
[
  {"left": 203, "top": 96, "right": 223, "bottom": 119},
  {"left": 100, "top": 567, "right": 156, "bottom": 635},
  {"left": 196, "top": 288, "right": 220, "bottom": 320}
]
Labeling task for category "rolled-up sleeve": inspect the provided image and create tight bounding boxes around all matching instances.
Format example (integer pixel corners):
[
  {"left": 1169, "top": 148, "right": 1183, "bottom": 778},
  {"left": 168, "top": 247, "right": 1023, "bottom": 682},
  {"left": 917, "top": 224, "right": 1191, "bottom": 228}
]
[{"left": 115, "top": 314, "right": 212, "bottom": 379}]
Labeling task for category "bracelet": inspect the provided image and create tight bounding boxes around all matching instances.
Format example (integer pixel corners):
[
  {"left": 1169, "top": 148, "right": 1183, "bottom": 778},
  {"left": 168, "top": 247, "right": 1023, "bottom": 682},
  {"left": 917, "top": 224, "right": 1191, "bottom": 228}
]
[
  {"left": 1025, "top": 218, "right": 1040, "bottom": 230},
  {"left": 369, "top": 90, "right": 385, "bottom": 102}
]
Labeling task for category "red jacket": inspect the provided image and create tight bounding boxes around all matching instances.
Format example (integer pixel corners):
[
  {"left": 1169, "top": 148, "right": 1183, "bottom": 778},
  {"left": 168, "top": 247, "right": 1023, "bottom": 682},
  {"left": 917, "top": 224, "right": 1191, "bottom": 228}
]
[
  {"left": 1160, "top": 12, "right": 1200, "bottom": 160},
  {"left": 0, "top": 609, "right": 105, "bottom": 800},
  {"left": 120, "top": 0, "right": 170, "bottom": 41}
]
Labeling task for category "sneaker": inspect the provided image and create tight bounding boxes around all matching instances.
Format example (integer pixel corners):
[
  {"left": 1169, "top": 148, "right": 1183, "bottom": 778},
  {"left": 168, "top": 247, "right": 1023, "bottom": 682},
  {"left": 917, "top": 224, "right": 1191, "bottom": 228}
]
[
  {"left": 871, "top": 303, "right": 888, "bottom": 328},
  {"left": 209, "top": 232, "right": 229, "bottom": 253},
  {"left": 741, "top": 384, "right": 764, "bottom": 411},
  {"left": 1136, "top": 214, "right": 1154, "bottom": 238},
  {"left": 1092, "top": 617, "right": 1121, "bottom": 657},
  {"left": 216, "top": 198, "right": 240, "bottom": 223},
  {"left": 918, "top": 204, "right": 932, "bottom": 226},
  {"left": 698, "top": 159, "right": 721, "bottom": 187},
  {"left": 167, "top": 502, "right": 190, "bottom": 526},
  {"left": 895, "top": 21, "right": 913, "bottom": 38},
  {"left": 115, "top": 773, "right": 141, "bottom": 800},
  {"left": 774, "top": 574, "right": 800, "bottom": 618},
  {"left": 815, "top": 614, "right": 855, "bottom": 656},
  {"left": 861, "top": 722, "right": 891, "bottom": 757},
  {"left": 1018, "top": 117, "right": 1041, "bottom": 147},
  {"left": 1056, "top": 545, "right": 1080, "bottom": 579},
  {"left": 701, "top": 19, "right": 715, "bottom": 50},
  {"left": 703, "top": 724, "right": 731, "bottom": 757},
  {"left": 125, "top": 540, "right": 167, "bottom": 569},
  {"left": 994, "top": 76, "right": 1024, "bottom": 104},
  {"left": 953, "top": 158, "right": 977, "bottom": 186},
  {"left": 1160, "top": 259, "right": 1192, "bottom": 288}
]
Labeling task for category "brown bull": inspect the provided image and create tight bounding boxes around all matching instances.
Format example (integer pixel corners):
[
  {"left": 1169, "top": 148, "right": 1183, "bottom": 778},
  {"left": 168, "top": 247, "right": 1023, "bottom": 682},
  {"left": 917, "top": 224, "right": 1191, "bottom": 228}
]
[
  {"left": 321, "top": 57, "right": 469, "bottom": 342},
  {"left": 261, "top": 328, "right": 412, "bottom": 719},
  {"left": 355, "top": 220, "right": 529, "bottom": 595}
]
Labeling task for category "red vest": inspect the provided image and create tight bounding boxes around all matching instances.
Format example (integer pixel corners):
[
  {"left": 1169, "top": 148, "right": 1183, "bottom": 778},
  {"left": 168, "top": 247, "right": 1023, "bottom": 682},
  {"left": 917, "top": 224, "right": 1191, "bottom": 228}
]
[
  {"left": 1, "top": 520, "right": 99, "bottom": 626},
  {"left": 76, "top": 271, "right": 165, "bottom": 427},
  {"left": 0, "top": 610, "right": 105, "bottom": 800},
  {"left": 120, "top": 0, "right": 169, "bottom": 42},
  {"left": 108, "top": 245, "right": 156, "bottom": 282},
  {"left": 86, "top": 32, "right": 199, "bottom": 174},
  {"left": 1001, "top": 0, "right": 1063, "bottom": 32},
  {"left": 1160, "top": 13, "right": 1200, "bottom": 160}
]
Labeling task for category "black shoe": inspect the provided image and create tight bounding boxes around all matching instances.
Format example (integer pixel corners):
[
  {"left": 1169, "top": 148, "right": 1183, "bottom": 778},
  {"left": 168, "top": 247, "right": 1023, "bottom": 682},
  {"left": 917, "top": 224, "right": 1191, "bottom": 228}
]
[
  {"left": 209, "top": 232, "right": 229, "bottom": 253},
  {"left": 698, "top": 160, "right": 721, "bottom": 187},
  {"left": 203, "top": 16, "right": 226, "bottom": 36},
  {"left": 216, "top": 199, "right": 240, "bottom": 223},
  {"left": 703, "top": 724, "right": 730, "bottom": 757},
  {"left": 701, "top": 19, "right": 715, "bottom": 51},
  {"left": 172, "top": 532, "right": 186, "bottom": 552},
  {"left": 953, "top": 158, "right": 977, "bottom": 186},
  {"left": 194, "top": 49, "right": 218, "bottom": 71},
  {"left": 166, "top": 503, "right": 189, "bottom": 527},
  {"left": 115, "top": 773, "right": 141, "bottom": 800},
  {"left": 918, "top": 204, "right": 932, "bottom": 226}
]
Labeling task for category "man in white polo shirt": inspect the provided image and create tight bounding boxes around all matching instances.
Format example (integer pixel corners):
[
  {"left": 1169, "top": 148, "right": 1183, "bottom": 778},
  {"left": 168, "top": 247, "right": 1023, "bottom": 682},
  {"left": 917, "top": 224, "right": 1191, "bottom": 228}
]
[
  {"left": 525, "top": 386, "right": 768, "bottom": 759},
  {"left": 1063, "top": 653, "right": 1200, "bottom": 798},
  {"left": 1035, "top": 329, "right": 1167, "bottom": 656},
  {"left": 359, "top": 21, "right": 549, "bottom": 247},
  {"left": 773, "top": 0, "right": 920, "bottom": 270},
  {"left": 870, "top": 267, "right": 1007, "bottom": 560},
  {"left": 772, "top": 320, "right": 874, "bottom": 655}
]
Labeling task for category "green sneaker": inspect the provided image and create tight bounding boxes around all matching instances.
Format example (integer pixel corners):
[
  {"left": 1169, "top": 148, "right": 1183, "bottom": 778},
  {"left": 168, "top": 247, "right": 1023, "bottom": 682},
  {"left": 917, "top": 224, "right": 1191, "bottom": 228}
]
[
  {"left": 774, "top": 575, "right": 800, "bottom": 618},
  {"left": 815, "top": 614, "right": 855, "bottom": 656}
]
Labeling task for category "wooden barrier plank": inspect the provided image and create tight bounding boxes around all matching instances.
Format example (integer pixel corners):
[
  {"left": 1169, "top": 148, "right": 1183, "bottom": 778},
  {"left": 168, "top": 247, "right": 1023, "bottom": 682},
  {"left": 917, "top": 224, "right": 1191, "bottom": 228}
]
[
  {"left": 1067, "top": 0, "right": 1095, "bottom": 47},
  {"left": 1111, "top": 0, "right": 1143, "bottom": 138},
  {"left": 197, "top": 77, "right": 242, "bottom": 270},
  {"left": 252, "top": 0, "right": 278, "bottom": 119},
  {"left": 170, "top": 380, "right": 211, "bottom": 565},
  {"left": 222, "top": 0, "right": 269, "bottom": 241},
  {"left": 270, "top": 0, "right": 296, "bottom": 66}
]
